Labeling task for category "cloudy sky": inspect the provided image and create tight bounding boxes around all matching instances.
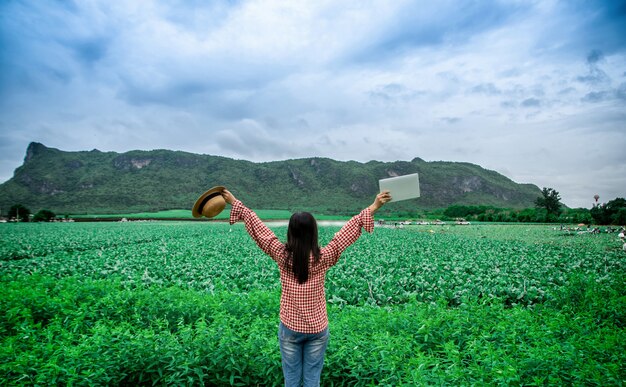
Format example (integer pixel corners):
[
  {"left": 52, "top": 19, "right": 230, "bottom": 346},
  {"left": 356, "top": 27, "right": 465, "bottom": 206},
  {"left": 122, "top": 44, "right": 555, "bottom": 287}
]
[{"left": 1, "top": 0, "right": 625, "bottom": 208}]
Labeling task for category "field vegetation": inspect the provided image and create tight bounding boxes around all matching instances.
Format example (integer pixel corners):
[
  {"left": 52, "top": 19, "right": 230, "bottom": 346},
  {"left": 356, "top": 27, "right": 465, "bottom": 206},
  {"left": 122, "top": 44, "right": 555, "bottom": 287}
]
[
  {"left": 1, "top": 221, "right": 624, "bottom": 385},
  {"left": 69, "top": 209, "right": 295, "bottom": 221}
]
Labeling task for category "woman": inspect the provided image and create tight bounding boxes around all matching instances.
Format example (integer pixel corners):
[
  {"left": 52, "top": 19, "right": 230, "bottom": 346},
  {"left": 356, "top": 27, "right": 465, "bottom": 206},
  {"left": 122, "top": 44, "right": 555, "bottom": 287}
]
[{"left": 221, "top": 189, "right": 391, "bottom": 387}]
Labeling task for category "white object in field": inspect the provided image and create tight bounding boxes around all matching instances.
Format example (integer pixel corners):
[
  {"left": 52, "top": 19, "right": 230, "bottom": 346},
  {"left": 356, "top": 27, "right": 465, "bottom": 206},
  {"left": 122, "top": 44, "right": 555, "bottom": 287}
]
[{"left": 379, "top": 173, "right": 420, "bottom": 202}]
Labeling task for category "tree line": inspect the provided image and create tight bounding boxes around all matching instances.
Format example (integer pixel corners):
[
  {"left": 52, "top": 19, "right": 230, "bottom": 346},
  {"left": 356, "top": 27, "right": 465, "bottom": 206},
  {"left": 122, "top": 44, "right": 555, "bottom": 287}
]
[
  {"left": 4, "top": 204, "right": 56, "bottom": 222},
  {"left": 3, "top": 188, "right": 625, "bottom": 225},
  {"left": 443, "top": 188, "right": 625, "bottom": 225}
]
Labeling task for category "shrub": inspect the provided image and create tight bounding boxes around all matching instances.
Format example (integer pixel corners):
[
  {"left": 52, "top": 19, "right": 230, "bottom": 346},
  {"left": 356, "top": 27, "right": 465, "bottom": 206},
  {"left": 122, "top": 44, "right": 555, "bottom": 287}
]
[{"left": 33, "top": 209, "right": 56, "bottom": 222}]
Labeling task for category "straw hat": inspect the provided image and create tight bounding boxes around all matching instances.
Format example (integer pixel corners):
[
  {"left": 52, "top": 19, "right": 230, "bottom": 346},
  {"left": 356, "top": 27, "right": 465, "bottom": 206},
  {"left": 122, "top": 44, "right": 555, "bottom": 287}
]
[{"left": 192, "top": 186, "right": 226, "bottom": 218}]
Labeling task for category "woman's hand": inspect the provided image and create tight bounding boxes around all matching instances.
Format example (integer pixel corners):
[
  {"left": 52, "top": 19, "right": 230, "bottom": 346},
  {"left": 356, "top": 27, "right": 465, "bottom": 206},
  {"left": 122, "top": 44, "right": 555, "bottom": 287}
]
[
  {"left": 368, "top": 190, "right": 392, "bottom": 214},
  {"left": 221, "top": 188, "right": 237, "bottom": 205}
]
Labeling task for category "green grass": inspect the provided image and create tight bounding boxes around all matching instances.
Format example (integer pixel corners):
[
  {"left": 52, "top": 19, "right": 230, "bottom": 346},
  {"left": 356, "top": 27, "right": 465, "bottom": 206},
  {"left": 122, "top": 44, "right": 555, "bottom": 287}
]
[
  {"left": 70, "top": 208, "right": 294, "bottom": 220},
  {"left": 1, "top": 222, "right": 624, "bottom": 385}
]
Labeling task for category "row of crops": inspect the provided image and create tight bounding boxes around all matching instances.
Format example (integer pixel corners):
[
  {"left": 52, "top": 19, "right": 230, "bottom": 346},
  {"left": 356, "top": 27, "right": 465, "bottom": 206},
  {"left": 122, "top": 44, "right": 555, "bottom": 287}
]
[
  {"left": 1, "top": 221, "right": 625, "bottom": 385},
  {"left": 3, "top": 222, "right": 623, "bottom": 307}
]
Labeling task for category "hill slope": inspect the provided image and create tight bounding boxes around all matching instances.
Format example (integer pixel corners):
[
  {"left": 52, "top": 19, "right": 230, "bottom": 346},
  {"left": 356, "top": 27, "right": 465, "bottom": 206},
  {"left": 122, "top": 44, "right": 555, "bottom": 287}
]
[{"left": 0, "top": 142, "right": 542, "bottom": 215}]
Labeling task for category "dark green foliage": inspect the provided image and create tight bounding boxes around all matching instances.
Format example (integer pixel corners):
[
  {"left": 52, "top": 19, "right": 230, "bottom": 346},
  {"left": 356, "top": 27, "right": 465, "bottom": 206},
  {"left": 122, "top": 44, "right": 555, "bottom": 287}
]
[
  {"left": 614, "top": 207, "right": 626, "bottom": 225},
  {"left": 1, "top": 222, "right": 625, "bottom": 384},
  {"left": 0, "top": 276, "right": 283, "bottom": 386},
  {"left": 535, "top": 187, "right": 562, "bottom": 221},
  {"left": 441, "top": 205, "right": 595, "bottom": 224},
  {"left": 559, "top": 207, "right": 594, "bottom": 224},
  {"left": 444, "top": 204, "right": 498, "bottom": 218},
  {"left": 1, "top": 274, "right": 624, "bottom": 385},
  {"left": 590, "top": 197, "right": 626, "bottom": 225},
  {"left": 0, "top": 142, "right": 542, "bottom": 215},
  {"left": 32, "top": 209, "right": 56, "bottom": 222},
  {"left": 8, "top": 204, "right": 30, "bottom": 222}
]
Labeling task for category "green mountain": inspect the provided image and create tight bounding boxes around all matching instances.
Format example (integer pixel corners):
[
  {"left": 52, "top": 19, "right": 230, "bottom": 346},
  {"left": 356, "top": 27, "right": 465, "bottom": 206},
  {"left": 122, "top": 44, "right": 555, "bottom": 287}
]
[{"left": 0, "top": 142, "right": 542, "bottom": 215}]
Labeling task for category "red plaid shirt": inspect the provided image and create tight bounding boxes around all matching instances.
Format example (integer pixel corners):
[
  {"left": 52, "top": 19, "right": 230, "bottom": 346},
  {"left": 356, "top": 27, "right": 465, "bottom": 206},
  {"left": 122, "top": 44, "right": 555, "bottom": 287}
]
[{"left": 230, "top": 200, "right": 374, "bottom": 333}]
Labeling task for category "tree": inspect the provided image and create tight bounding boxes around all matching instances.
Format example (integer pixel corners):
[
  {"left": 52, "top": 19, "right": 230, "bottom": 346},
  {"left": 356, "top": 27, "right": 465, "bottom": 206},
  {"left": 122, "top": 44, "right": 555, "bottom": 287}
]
[
  {"left": 613, "top": 208, "right": 626, "bottom": 225},
  {"left": 33, "top": 209, "right": 56, "bottom": 222},
  {"left": 535, "top": 187, "right": 562, "bottom": 221},
  {"left": 8, "top": 204, "right": 31, "bottom": 222},
  {"left": 590, "top": 204, "right": 609, "bottom": 225},
  {"left": 560, "top": 208, "right": 593, "bottom": 224},
  {"left": 590, "top": 197, "right": 626, "bottom": 225}
]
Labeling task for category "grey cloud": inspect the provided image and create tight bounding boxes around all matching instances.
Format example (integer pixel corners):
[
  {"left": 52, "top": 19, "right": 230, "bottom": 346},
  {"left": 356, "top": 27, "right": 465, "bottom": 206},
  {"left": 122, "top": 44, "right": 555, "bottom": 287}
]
[
  {"left": 530, "top": 85, "right": 546, "bottom": 97},
  {"left": 0, "top": 1, "right": 117, "bottom": 95},
  {"left": 469, "top": 83, "right": 501, "bottom": 95},
  {"left": 214, "top": 131, "right": 249, "bottom": 155},
  {"left": 616, "top": 82, "right": 626, "bottom": 100},
  {"left": 117, "top": 78, "right": 213, "bottom": 107},
  {"left": 0, "top": 136, "right": 29, "bottom": 180},
  {"left": 65, "top": 36, "right": 111, "bottom": 65},
  {"left": 576, "top": 50, "right": 616, "bottom": 87},
  {"left": 584, "top": 3, "right": 626, "bottom": 53},
  {"left": 452, "top": 146, "right": 481, "bottom": 158},
  {"left": 262, "top": 117, "right": 311, "bottom": 132},
  {"left": 441, "top": 117, "right": 461, "bottom": 124},
  {"left": 581, "top": 83, "right": 626, "bottom": 103},
  {"left": 295, "top": 119, "right": 311, "bottom": 131},
  {"left": 548, "top": 2, "right": 626, "bottom": 59},
  {"left": 214, "top": 122, "right": 308, "bottom": 160},
  {"left": 368, "top": 83, "right": 426, "bottom": 104},
  {"left": 582, "top": 91, "right": 611, "bottom": 103},
  {"left": 159, "top": 1, "right": 241, "bottom": 33},
  {"left": 382, "top": 83, "right": 405, "bottom": 93},
  {"left": 368, "top": 91, "right": 393, "bottom": 103},
  {"left": 577, "top": 67, "right": 610, "bottom": 84},
  {"left": 521, "top": 98, "right": 541, "bottom": 108},
  {"left": 499, "top": 68, "right": 522, "bottom": 78},
  {"left": 586, "top": 49, "right": 604, "bottom": 64},
  {"left": 1, "top": 0, "right": 287, "bottom": 113},
  {"left": 558, "top": 87, "right": 576, "bottom": 95},
  {"left": 350, "top": 1, "right": 530, "bottom": 63},
  {"left": 115, "top": 55, "right": 294, "bottom": 109}
]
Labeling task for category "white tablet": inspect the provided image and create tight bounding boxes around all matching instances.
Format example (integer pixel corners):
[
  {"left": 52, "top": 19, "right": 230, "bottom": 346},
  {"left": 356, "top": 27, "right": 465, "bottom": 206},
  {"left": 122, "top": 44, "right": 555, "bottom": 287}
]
[{"left": 379, "top": 173, "right": 420, "bottom": 202}]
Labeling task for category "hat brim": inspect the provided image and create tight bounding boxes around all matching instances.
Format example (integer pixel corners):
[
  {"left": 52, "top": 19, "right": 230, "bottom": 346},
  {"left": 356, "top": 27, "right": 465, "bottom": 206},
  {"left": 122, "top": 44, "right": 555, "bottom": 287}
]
[{"left": 192, "top": 186, "right": 226, "bottom": 218}]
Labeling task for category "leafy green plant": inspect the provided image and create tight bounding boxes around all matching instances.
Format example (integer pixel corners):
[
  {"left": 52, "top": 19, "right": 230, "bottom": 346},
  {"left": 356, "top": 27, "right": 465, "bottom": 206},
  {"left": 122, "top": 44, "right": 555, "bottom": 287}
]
[{"left": 1, "top": 222, "right": 624, "bottom": 385}]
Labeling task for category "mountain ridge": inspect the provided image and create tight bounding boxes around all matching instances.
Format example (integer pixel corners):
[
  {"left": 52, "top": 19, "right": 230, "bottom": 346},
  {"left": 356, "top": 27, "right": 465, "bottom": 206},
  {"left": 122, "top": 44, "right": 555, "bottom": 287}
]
[{"left": 0, "top": 142, "right": 542, "bottom": 215}]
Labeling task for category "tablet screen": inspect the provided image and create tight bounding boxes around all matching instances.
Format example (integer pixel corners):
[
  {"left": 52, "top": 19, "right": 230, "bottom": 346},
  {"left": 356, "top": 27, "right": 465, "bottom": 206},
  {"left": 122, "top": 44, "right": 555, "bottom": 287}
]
[{"left": 379, "top": 173, "right": 420, "bottom": 202}]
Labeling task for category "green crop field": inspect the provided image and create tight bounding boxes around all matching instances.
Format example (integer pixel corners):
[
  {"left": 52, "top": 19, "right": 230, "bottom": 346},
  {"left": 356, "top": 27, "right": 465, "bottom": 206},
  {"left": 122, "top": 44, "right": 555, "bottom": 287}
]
[
  {"left": 1, "top": 221, "right": 624, "bottom": 385},
  {"left": 69, "top": 208, "right": 295, "bottom": 220}
]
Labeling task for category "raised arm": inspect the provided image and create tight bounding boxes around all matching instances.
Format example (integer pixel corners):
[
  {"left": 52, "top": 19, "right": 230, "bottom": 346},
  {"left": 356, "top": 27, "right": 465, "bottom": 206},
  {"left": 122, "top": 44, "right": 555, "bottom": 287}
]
[
  {"left": 322, "top": 191, "right": 391, "bottom": 266},
  {"left": 223, "top": 189, "right": 287, "bottom": 262},
  {"left": 368, "top": 190, "right": 392, "bottom": 215}
]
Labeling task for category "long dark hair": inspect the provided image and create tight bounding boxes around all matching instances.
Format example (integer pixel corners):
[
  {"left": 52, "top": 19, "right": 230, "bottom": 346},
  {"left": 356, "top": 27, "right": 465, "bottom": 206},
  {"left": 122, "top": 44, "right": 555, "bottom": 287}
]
[{"left": 286, "top": 212, "right": 320, "bottom": 284}]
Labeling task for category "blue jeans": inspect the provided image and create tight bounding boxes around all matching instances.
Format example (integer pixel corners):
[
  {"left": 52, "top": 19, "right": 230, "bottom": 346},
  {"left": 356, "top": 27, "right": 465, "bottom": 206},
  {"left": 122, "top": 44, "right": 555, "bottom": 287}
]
[{"left": 278, "top": 322, "right": 329, "bottom": 387}]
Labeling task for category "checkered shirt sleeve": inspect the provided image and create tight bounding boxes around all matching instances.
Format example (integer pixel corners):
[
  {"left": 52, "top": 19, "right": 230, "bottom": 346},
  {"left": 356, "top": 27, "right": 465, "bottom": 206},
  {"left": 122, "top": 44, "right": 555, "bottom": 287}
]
[
  {"left": 229, "top": 200, "right": 287, "bottom": 264},
  {"left": 320, "top": 207, "right": 374, "bottom": 268}
]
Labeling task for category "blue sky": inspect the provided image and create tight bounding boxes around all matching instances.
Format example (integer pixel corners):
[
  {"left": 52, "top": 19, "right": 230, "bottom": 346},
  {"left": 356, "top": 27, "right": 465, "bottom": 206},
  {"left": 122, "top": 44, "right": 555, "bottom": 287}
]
[{"left": 1, "top": 0, "right": 625, "bottom": 208}]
